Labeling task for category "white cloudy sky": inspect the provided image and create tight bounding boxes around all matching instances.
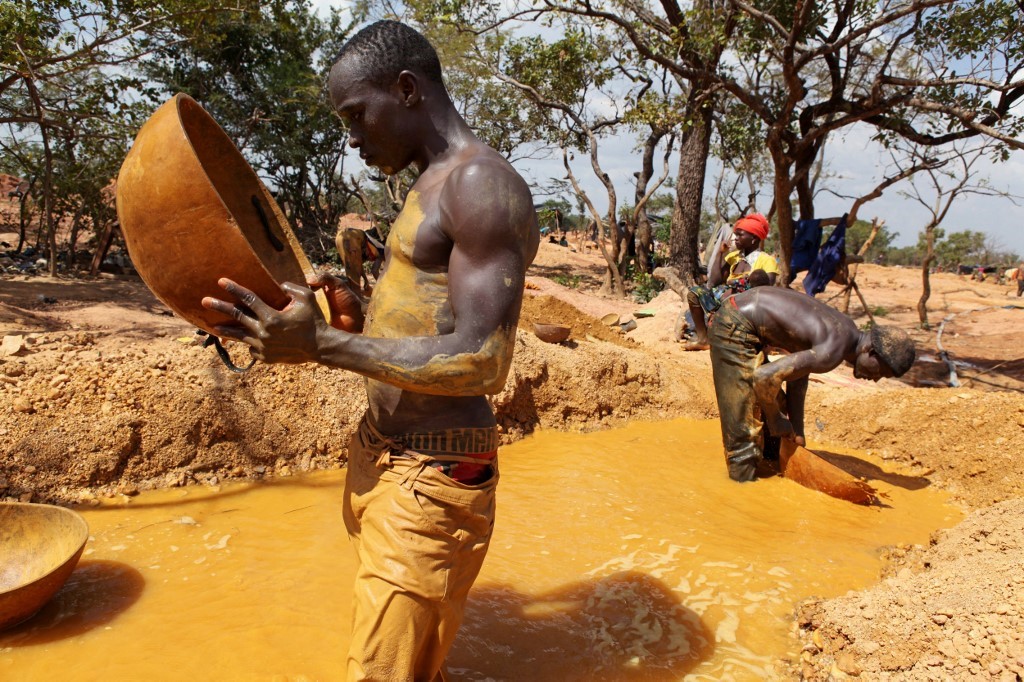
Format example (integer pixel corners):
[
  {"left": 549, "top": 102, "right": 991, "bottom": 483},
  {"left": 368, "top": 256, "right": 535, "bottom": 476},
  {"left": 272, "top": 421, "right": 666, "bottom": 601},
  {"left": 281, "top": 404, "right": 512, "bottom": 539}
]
[
  {"left": 311, "top": 1, "right": 1024, "bottom": 256},
  {"left": 528, "top": 123, "right": 1024, "bottom": 256}
]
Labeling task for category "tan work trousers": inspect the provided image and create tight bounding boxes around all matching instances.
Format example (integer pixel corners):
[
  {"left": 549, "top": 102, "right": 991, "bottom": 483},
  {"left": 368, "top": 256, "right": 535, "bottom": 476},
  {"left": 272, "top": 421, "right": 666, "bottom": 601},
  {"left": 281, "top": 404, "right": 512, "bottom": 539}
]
[{"left": 343, "top": 419, "right": 498, "bottom": 681}]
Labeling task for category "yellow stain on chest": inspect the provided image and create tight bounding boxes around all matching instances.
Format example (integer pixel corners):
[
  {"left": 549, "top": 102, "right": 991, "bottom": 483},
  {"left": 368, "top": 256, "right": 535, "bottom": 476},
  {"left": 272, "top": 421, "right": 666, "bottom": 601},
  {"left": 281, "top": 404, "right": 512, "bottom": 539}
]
[{"left": 365, "top": 191, "right": 449, "bottom": 338}]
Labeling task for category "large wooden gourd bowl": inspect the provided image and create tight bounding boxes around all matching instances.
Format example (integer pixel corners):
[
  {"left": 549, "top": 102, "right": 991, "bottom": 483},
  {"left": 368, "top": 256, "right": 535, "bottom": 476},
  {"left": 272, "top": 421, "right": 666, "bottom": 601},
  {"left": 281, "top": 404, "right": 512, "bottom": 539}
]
[
  {"left": 116, "top": 93, "right": 326, "bottom": 335},
  {"left": 0, "top": 503, "right": 89, "bottom": 630}
]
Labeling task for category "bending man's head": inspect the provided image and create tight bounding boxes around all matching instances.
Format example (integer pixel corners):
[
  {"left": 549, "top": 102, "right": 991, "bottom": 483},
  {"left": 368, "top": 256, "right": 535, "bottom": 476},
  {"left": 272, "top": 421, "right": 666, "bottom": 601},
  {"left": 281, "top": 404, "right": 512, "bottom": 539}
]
[{"left": 868, "top": 325, "right": 916, "bottom": 378}]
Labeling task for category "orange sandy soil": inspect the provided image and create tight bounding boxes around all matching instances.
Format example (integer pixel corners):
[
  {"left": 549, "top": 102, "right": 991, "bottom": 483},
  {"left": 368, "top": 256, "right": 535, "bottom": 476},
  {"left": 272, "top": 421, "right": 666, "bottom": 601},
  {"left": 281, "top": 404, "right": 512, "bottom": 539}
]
[{"left": 2, "top": 235, "right": 1024, "bottom": 680}]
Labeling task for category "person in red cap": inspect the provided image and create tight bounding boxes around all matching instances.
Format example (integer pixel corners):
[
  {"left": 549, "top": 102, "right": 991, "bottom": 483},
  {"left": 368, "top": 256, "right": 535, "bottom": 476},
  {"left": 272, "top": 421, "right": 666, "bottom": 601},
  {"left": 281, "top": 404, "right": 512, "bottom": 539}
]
[{"left": 681, "top": 213, "right": 779, "bottom": 350}]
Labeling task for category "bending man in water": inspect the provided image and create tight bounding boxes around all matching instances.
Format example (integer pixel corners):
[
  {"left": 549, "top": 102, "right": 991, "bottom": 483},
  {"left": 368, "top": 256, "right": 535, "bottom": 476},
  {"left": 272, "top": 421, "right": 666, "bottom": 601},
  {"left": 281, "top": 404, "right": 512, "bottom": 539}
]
[
  {"left": 202, "top": 20, "right": 539, "bottom": 680},
  {"left": 709, "top": 287, "right": 916, "bottom": 482}
]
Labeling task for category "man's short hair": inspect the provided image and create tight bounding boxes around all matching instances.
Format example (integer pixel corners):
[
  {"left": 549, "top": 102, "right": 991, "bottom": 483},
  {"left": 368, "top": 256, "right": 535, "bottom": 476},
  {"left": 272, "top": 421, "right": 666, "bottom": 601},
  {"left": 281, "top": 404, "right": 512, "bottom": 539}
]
[
  {"left": 870, "top": 325, "right": 916, "bottom": 377},
  {"left": 334, "top": 20, "right": 444, "bottom": 87}
]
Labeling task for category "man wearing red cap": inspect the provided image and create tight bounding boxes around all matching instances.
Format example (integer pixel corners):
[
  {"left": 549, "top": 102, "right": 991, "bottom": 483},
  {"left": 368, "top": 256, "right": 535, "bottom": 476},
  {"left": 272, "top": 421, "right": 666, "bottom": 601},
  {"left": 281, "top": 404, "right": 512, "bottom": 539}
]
[{"left": 681, "top": 213, "right": 779, "bottom": 350}]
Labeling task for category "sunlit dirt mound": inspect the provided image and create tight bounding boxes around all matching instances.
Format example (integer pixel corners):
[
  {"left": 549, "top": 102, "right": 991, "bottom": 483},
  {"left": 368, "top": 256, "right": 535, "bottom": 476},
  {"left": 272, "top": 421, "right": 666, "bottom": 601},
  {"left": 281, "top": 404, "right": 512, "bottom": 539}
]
[
  {"left": 0, "top": 285, "right": 714, "bottom": 504},
  {"left": 794, "top": 498, "right": 1024, "bottom": 680}
]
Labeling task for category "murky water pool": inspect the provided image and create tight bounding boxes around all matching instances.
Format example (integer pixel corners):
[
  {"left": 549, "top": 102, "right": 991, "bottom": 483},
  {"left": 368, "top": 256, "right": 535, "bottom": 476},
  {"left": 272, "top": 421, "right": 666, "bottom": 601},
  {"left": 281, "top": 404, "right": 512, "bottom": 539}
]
[{"left": 0, "top": 419, "right": 960, "bottom": 680}]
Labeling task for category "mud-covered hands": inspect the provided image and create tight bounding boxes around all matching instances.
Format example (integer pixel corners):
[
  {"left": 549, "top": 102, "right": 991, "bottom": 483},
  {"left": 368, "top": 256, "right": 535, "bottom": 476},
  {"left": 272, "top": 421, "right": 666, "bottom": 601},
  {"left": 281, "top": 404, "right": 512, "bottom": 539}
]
[
  {"left": 201, "top": 278, "right": 328, "bottom": 364},
  {"left": 753, "top": 361, "right": 797, "bottom": 441},
  {"left": 306, "top": 272, "right": 365, "bottom": 333},
  {"left": 754, "top": 363, "right": 809, "bottom": 445}
]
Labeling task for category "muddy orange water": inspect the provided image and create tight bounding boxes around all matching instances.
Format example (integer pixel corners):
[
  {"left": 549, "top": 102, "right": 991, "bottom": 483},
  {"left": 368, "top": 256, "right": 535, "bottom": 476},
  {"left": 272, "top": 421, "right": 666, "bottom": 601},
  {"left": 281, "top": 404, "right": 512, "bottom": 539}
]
[{"left": 0, "top": 419, "right": 959, "bottom": 681}]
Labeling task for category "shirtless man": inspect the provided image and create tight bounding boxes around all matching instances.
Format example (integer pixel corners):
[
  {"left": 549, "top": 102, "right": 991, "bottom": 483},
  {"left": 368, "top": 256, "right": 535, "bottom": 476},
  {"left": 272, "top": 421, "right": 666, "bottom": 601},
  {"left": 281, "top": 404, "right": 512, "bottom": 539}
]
[
  {"left": 202, "top": 20, "right": 539, "bottom": 680},
  {"left": 708, "top": 286, "right": 915, "bottom": 481}
]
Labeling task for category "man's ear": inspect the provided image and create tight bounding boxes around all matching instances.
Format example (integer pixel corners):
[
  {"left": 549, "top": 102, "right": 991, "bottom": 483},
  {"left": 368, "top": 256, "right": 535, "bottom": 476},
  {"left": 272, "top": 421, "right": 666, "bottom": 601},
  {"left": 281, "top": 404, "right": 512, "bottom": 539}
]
[{"left": 396, "top": 71, "right": 421, "bottom": 106}]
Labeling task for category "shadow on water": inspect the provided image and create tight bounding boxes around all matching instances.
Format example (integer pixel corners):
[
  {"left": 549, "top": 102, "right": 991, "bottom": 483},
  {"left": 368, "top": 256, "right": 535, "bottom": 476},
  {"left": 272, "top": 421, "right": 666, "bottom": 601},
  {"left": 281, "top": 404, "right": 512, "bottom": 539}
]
[
  {"left": 0, "top": 560, "right": 144, "bottom": 647},
  {"left": 450, "top": 570, "right": 713, "bottom": 681},
  {"left": 813, "top": 449, "right": 932, "bottom": 491}
]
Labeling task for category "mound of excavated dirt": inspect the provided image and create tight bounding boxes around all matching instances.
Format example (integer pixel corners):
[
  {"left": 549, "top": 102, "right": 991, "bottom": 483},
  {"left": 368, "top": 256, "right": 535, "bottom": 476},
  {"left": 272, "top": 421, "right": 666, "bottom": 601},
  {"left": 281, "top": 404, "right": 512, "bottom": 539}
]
[
  {"left": 0, "top": 281, "right": 713, "bottom": 504},
  {"left": 794, "top": 499, "right": 1024, "bottom": 680}
]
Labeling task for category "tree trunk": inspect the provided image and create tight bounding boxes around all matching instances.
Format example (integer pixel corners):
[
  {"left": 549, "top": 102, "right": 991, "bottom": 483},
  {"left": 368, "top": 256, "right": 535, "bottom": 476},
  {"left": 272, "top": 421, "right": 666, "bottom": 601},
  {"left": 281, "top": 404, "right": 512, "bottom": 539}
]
[
  {"left": 67, "top": 204, "right": 86, "bottom": 272},
  {"left": 769, "top": 142, "right": 795, "bottom": 286},
  {"left": 633, "top": 131, "right": 664, "bottom": 274},
  {"left": 918, "top": 226, "right": 936, "bottom": 328},
  {"left": 597, "top": 220, "right": 626, "bottom": 296},
  {"left": 17, "top": 186, "right": 33, "bottom": 253},
  {"left": 667, "top": 91, "right": 713, "bottom": 286}
]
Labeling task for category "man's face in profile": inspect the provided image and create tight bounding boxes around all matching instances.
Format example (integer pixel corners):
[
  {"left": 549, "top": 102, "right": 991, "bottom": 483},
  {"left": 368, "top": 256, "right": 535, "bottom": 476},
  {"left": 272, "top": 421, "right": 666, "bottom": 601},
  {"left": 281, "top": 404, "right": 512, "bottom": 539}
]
[{"left": 329, "top": 56, "right": 414, "bottom": 176}]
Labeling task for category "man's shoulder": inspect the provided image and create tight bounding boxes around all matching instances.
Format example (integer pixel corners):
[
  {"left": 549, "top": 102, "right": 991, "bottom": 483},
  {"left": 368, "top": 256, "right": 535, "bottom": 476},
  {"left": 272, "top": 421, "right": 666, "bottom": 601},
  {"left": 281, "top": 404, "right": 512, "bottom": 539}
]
[
  {"left": 439, "top": 145, "right": 534, "bottom": 223},
  {"left": 446, "top": 145, "right": 527, "bottom": 191}
]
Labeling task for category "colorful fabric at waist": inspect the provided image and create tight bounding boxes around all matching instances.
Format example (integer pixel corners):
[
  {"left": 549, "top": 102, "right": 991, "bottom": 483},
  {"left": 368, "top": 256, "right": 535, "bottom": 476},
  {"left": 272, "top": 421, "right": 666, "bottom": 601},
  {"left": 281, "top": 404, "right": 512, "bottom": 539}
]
[{"left": 358, "top": 418, "right": 498, "bottom": 484}]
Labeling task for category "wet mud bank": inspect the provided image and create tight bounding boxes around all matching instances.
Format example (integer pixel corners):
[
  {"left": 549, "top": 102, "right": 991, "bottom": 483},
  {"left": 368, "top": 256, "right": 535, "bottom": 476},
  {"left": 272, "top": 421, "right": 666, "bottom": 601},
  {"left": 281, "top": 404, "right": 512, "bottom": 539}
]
[{"left": 0, "top": 319, "right": 712, "bottom": 506}]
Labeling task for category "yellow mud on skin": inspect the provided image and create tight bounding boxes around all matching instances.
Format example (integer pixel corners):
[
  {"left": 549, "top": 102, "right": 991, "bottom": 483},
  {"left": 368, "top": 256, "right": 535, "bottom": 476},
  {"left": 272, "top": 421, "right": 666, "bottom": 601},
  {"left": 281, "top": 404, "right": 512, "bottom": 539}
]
[
  {"left": 371, "top": 328, "right": 514, "bottom": 395},
  {"left": 360, "top": 190, "right": 513, "bottom": 394},
  {"left": 0, "top": 419, "right": 959, "bottom": 681},
  {"left": 364, "top": 191, "right": 447, "bottom": 338}
]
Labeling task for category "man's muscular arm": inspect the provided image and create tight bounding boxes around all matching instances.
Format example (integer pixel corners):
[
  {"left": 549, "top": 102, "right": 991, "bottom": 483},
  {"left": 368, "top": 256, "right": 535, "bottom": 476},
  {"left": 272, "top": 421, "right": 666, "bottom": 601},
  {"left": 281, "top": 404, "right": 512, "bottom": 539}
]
[
  {"left": 784, "top": 376, "right": 808, "bottom": 445},
  {"left": 753, "top": 351, "right": 829, "bottom": 439},
  {"left": 203, "top": 159, "right": 537, "bottom": 397},
  {"left": 749, "top": 313, "right": 848, "bottom": 440}
]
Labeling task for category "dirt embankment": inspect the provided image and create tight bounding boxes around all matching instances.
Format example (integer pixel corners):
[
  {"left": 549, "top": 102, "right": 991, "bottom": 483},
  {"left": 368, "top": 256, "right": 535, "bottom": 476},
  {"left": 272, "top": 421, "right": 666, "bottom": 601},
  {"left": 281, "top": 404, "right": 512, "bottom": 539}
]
[
  {"left": 0, "top": 279, "right": 713, "bottom": 503},
  {"left": 2, "top": 238, "right": 1024, "bottom": 680}
]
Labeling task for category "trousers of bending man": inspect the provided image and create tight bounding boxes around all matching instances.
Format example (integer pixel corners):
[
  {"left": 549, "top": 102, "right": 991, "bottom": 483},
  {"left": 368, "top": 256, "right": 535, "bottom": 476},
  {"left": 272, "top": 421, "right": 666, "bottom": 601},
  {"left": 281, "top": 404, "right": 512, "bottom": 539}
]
[{"left": 202, "top": 20, "right": 539, "bottom": 681}]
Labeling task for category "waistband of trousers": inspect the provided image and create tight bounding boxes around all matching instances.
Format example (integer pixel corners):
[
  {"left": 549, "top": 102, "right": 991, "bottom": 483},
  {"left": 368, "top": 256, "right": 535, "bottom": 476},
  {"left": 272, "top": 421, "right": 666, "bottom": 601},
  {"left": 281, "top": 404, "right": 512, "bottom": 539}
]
[{"left": 359, "top": 417, "right": 499, "bottom": 457}]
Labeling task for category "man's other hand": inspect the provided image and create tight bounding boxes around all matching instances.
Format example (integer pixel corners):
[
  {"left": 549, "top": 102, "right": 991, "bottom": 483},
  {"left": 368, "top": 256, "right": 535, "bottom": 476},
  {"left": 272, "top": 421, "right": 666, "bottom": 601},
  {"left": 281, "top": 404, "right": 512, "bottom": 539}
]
[{"left": 307, "top": 272, "right": 365, "bottom": 333}]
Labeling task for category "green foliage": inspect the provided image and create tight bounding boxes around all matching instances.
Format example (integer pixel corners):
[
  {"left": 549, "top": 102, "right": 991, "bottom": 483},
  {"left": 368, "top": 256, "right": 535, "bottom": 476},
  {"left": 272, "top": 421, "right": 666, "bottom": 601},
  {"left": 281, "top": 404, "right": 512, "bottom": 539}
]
[
  {"left": 713, "top": 100, "right": 768, "bottom": 174},
  {"left": 739, "top": 0, "right": 829, "bottom": 47},
  {"left": 505, "top": 30, "right": 611, "bottom": 103},
  {"left": 140, "top": 0, "right": 356, "bottom": 258},
  {"left": 0, "top": 0, "right": 220, "bottom": 262},
  {"left": 629, "top": 269, "right": 664, "bottom": 304},
  {"left": 499, "top": 28, "right": 616, "bottom": 150},
  {"left": 932, "top": 229, "right": 988, "bottom": 266},
  {"left": 652, "top": 214, "right": 672, "bottom": 246},
  {"left": 882, "top": 245, "right": 921, "bottom": 266},
  {"left": 537, "top": 198, "right": 572, "bottom": 230},
  {"left": 553, "top": 273, "right": 583, "bottom": 289},
  {"left": 845, "top": 219, "right": 896, "bottom": 261},
  {"left": 622, "top": 87, "right": 686, "bottom": 133}
]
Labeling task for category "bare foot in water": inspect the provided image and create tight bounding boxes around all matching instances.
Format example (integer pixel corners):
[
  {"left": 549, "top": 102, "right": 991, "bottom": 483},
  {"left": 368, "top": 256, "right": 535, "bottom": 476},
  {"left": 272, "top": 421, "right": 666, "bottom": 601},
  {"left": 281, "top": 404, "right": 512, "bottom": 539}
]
[{"left": 682, "top": 340, "right": 710, "bottom": 351}]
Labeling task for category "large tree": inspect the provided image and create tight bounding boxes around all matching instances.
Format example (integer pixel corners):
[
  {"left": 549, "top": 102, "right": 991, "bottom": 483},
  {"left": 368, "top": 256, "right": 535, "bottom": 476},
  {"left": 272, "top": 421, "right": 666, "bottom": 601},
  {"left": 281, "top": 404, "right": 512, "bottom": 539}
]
[
  {"left": 141, "top": 0, "right": 358, "bottom": 257},
  {"left": 396, "top": 0, "right": 1023, "bottom": 286},
  {"left": 1, "top": 0, "right": 225, "bottom": 273}
]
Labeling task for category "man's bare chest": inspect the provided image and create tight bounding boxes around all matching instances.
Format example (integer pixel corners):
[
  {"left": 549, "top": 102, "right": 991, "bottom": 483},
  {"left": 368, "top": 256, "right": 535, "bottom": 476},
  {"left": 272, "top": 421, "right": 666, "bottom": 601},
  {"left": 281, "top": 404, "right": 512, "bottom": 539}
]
[{"left": 386, "top": 189, "right": 452, "bottom": 272}]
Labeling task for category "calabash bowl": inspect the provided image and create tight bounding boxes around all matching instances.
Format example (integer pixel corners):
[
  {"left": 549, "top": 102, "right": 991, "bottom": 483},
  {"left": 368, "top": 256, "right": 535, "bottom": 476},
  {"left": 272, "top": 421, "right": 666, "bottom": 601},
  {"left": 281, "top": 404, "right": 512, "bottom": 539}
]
[
  {"left": 533, "top": 322, "right": 572, "bottom": 344},
  {"left": 116, "top": 93, "right": 327, "bottom": 335},
  {"left": 0, "top": 503, "right": 89, "bottom": 630}
]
